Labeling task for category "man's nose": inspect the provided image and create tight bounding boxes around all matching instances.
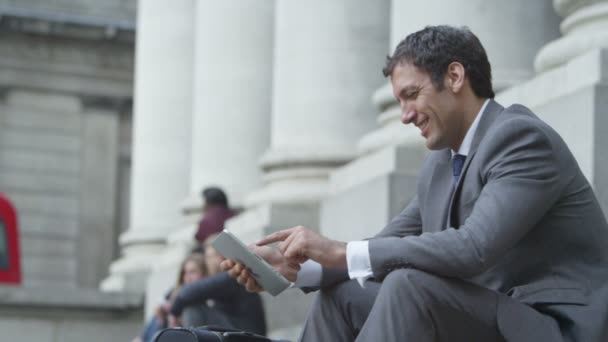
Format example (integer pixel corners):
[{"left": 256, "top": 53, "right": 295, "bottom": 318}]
[
  {"left": 401, "top": 107, "right": 416, "bottom": 124},
  {"left": 399, "top": 100, "right": 415, "bottom": 124}
]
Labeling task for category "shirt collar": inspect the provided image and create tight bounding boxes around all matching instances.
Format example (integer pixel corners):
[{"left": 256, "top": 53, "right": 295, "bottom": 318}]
[{"left": 452, "top": 99, "right": 490, "bottom": 157}]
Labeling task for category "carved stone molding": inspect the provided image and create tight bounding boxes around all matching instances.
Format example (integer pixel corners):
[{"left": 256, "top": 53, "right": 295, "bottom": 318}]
[
  {"left": 0, "top": 6, "right": 135, "bottom": 42},
  {"left": 554, "top": 0, "right": 605, "bottom": 17},
  {"left": 535, "top": 0, "right": 608, "bottom": 72},
  {"left": 80, "top": 95, "right": 132, "bottom": 113}
]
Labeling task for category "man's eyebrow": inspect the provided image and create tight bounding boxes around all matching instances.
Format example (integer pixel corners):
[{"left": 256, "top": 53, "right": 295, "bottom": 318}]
[{"left": 398, "top": 86, "right": 418, "bottom": 99}]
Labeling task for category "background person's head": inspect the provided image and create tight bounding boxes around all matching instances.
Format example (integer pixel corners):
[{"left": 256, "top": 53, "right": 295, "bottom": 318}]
[
  {"left": 202, "top": 187, "right": 229, "bottom": 212},
  {"left": 178, "top": 253, "right": 207, "bottom": 286}
]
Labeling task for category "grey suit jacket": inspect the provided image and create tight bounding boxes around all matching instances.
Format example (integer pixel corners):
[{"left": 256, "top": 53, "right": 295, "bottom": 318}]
[{"left": 323, "top": 100, "right": 608, "bottom": 341}]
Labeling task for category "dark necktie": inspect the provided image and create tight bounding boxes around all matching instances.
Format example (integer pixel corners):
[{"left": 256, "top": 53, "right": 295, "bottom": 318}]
[{"left": 452, "top": 154, "right": 466, "bottom": 188}]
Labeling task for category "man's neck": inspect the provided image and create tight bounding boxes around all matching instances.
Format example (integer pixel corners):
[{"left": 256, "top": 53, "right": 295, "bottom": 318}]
[
  {"left": 463, "top": 97, "right": 488, "bottom": 133},
  {"left": 452, "top": 97, "right": 489, "bottom": 153}
]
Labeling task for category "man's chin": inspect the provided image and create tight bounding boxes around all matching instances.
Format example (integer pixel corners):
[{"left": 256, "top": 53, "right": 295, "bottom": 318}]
[
  {"left": 425, "top": 139, "right": 439, "bottom": 150},
  {"left": 425, "top": 140, "right": 448, "bottom": 151}
]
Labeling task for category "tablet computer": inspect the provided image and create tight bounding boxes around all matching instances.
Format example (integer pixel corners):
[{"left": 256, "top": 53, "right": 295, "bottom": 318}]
[{"left": 211, "top": 230, "right": 291, "bottom": 296}]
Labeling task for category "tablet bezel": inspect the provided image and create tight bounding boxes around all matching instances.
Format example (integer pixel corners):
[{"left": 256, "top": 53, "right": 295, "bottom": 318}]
[{"left": 211, "top": 230, "right": 291, "bottom": 296}]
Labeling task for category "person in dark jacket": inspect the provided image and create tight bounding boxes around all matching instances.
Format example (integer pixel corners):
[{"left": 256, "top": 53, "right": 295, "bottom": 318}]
[
  {"left": 194, "top": 187, "right": 236, "bottom": 243},
  {"left": 169, "top": 236, "right": 267, "bottom": 336},
  {"left": 132, "top": 253, "right": 208, "bottom": 342}
]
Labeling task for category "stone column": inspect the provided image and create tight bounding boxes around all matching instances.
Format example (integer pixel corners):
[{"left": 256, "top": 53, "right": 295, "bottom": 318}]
[
  {"left": 144, "top": 0, "right": 275, "bottom": 318},
  {"left": 226, "top": 1, "right": 390, "bottom": 339},
  {"left": 229, "top": 0, "right": 390, "bottom": 242},
  {"left": 189, "top": 0, "right": 274, "bottom": 206},
  {"left": 243, "top": 0, "right": 388, "bottom": 209},
  {"left": 100, "top": 0, "right": 194, "bottom": 292}
]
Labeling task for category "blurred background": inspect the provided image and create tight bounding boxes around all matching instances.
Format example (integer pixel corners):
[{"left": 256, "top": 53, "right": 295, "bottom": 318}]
[{"left": 0, "top": 0, "right": 606, "bottom": 341}]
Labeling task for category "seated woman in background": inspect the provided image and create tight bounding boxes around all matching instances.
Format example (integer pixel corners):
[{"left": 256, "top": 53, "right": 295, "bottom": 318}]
[
  {"left": 133, "top": 253, "right": 208, "bottom": 342},
  {"left": 168, "top": 234, "right": 267, "bottom": 336}
]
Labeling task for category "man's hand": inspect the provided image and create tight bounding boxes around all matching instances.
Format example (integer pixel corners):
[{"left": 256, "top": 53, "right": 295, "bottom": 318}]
[
  {"left": 220, "top": 245, "right": 300, "bottom": 292},
  {"left": 257, "top": 226, "right": 347, "bottom": 269}
]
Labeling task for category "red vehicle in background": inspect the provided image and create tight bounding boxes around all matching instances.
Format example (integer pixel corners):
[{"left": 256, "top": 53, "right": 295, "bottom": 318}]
[{"left": 0, "top": 193, "right": 21, "bottom": 285}]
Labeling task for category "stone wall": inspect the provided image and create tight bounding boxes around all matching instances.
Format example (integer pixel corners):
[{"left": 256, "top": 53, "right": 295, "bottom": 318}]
[
  {"left": 0, "top": 1, "right": 140, "bottom": 340},
  {"left": 0, "top": 287, "right": 142, "bottom": 342},
  {"left": 0, "top": 90, "right": 83, "bottom": 288},
  {"left": 0, "top": 0, "right": 134, "bottom": 290}
]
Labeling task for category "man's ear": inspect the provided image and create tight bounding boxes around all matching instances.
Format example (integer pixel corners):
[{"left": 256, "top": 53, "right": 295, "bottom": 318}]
[{"left": 445, "top": 62, "right": 465, "bottom": 93}]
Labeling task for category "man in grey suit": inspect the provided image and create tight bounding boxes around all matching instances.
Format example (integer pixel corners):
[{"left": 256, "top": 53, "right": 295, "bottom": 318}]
[{"left": 223, "top": 25, "right": 608, "bottom": 341}]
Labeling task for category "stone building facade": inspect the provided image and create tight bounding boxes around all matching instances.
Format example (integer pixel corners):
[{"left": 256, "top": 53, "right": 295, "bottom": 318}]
[
  {"left": 1, "top": 0, "right": 607, "bottom": 340},
  {"left": 108, "top": 0, "right": 608, "bottom": 339},
  {"left": 0, "top": 0, "right": 141, "bottom": 341}
]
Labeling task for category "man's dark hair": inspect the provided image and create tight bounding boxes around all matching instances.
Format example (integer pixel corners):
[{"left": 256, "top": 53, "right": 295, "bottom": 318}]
[
  {"left": 202, "top": 187, "right": 228, "bottom": 207},
  {"left": 383, "top": 25, "right": 495, "bottom": 99}
]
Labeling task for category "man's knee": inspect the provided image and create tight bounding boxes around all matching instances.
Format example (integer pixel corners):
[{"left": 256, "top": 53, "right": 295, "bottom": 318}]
[
  {"left": 322, "top": 279, "right": 361, "bottom": 297},
  {"left": 381, "top": 268, "right": 443, "bottom": 297},
  {"left": 317, "top": 279, "right": 363, "bottom": 308},
  {"left": 314, "top": 279, "right": 380, "bottom": 314}
]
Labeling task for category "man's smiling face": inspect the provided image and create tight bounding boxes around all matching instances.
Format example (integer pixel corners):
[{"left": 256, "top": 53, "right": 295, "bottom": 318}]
[{"left": 391, "top": 62, "right": 465, "bottom": 151}]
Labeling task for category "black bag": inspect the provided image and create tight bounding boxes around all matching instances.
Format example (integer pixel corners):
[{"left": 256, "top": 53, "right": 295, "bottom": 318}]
[{"left": 153, "top": 325, "right": 290, "bottom": 342}]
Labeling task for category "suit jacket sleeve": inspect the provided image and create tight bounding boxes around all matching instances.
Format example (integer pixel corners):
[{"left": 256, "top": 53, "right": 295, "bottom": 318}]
[
  {"left": 368, "top": 117, "right": 562, "bottom": 280},
  {"left": 313, "top": 194, "right": 423, "bottom": 289},
  {"left": 170, "top": 272, "right": 240, "bottom": 316},
  {"left": 374, "top": 194, "right": 423, "bottom": 238}
]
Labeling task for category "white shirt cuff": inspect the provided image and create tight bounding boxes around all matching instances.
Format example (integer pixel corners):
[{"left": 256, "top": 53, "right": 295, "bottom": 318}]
[
  {"left": 291, "top": 259, "right": 322, "bottom": 288},
  {"left": 346, "top": 241, "right": 373, "bottom": 287}
]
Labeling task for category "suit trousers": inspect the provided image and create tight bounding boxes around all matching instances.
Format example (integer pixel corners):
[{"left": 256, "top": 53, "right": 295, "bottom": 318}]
[{"left": 299, "top": 269, "right": 561, "bottom": 342}]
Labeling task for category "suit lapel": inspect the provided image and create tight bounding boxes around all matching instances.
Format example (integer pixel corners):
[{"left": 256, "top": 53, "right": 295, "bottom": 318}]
[
  {"left": 466, "top": 100, "right": 503, "bottom": 158},
  {"left": 425, "top": 150, "right": 453, "bottom": 232},
  {"left": 447, "top": 100, "right": 504, "bottom": 227}
]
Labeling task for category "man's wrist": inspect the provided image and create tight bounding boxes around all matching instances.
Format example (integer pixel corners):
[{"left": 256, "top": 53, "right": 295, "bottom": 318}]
[{"left": 331, "top": 240, "right": 348, "bottom": 269}]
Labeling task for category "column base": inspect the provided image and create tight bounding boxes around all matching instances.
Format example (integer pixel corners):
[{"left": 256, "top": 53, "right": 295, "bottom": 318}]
[
  {"left": 144, "top": 222, "right": 198, "bottom": 318},
  {"left": 225, "top": 202, "right": 321, "bottom": 244},
  {"left": 102, "top": 196, "right": 201, "bottom": 294},
  {"left": 534, "top": 2, "right": 608, "bottom": 72},
  {"left": 99, "top": 241, "right": 166, "bottom": 293},
  {"left": 320, "top": 143, "right": 426, "bottom": 242},
  {"left": 142, "top": 195, "right": 202, "bottom": 317}
]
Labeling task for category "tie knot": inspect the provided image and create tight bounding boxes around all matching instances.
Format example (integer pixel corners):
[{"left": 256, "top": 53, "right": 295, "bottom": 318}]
[{"left": 453, "top": 154, "right": 466, "bottom": 179}]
